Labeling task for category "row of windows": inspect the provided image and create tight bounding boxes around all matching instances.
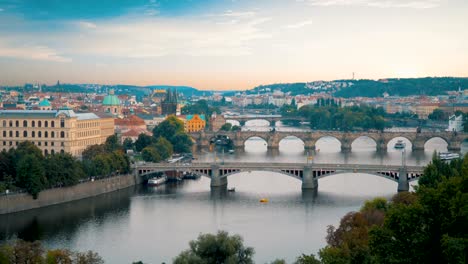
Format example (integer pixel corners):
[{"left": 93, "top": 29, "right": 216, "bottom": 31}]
[
  {"left": 1, "top": 119, "right": 65, "bottom": 128},
  {"left": 2, "top": 141, "right": 64, "bottom": 147},
  {"left": 2, "top": 130, "right": 66, "bottom": 138},
  {"left": 78, "top": 122, "right": 99, "bottom": 129},
  {"left": 77, "top": 130, "right": 99, "bottom": 138}
]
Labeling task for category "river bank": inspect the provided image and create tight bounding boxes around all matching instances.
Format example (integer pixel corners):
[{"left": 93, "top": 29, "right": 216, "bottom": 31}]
[{"left": 0, "top": 173, "right": 141, "bottom": 215}]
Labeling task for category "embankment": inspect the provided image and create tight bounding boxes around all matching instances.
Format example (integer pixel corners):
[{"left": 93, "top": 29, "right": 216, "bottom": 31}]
[{"left": 0, "top": 173, "right": 143, "bottom": 215}]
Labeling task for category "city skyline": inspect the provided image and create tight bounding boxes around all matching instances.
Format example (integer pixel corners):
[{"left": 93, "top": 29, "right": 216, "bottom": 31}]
[{"left": 0, "top": 0, "right": 467, "bottom": 90}]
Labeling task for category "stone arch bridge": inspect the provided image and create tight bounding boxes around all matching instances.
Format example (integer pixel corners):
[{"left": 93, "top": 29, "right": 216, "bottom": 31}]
[
  {"left": 190, "top": 130, "right": 467, "bottom": 152},
  {"left": 135, "top": 162, "right": 424, "bottom": 193},
  {"left": 223, "top": 115, "right": 305, "bottom": 127}
]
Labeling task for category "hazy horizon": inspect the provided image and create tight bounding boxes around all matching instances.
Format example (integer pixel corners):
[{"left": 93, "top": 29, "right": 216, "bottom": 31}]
[{"left": 0, "top": 0, "right": 467, "bottom": 90}]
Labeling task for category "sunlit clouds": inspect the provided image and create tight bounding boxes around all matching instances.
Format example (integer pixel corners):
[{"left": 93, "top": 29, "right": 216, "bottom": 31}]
[{"left": 0, "top": 0, "right": 466, "bottom": 89}]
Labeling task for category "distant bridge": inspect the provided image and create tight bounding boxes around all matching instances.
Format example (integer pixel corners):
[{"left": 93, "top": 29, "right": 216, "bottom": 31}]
[
  {"left": 135, "top": 162, "right": 425, "bottom": 192},
  {"left": 223, "top": 114, "right": 305, "bottom": 126},
  {"left": 190, "top": 130, "right": 466, "bottom": 152}
]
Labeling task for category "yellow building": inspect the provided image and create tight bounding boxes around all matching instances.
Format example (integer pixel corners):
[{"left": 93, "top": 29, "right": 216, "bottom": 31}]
[
  {"left": 184, "top": 114, "right": 206, "bottom": 132},
  {"left": 414, "top": 103, "right": 439, "bottom": 119},
  {"left": 0, "top": 108, "right": 114, "bottom": 157}
]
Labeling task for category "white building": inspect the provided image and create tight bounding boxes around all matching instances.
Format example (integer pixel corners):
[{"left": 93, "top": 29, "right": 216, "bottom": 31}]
[{"left": 448, "top": 115, "right": 463, "bottom": 132}]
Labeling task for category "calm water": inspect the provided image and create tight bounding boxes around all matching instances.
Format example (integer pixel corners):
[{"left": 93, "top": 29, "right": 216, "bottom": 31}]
[{"left": 1, "top": 123, "right": 466, "bottom": 263}]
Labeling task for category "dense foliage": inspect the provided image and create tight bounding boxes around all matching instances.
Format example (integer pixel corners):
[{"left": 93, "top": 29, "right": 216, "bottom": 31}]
[
  {"left": 173, "top": 231, "right": 255, "bottom": 264},
  {"left": 286, "top": 102, "right": 386, "bottom": 131},
  {"left": 334, "top": 77, "right": 468, "bottom": 98},
  {"left": 0, "top": 240, "right": 103, "bottom": 264},
  {"left": 152, "top": 115, "right": 193, "bottom": 153},
  {"left": 0, "top": 135, "right": 129, "bottom": 198},
  {"left": 181, "top": 100, "right": 220, "bottom": 118},
  {"left": 220, "top": 123, "right": 241, "bottom": 132},
  {"left": 311, "top": 154, "right": 468, "bottom": 264}
]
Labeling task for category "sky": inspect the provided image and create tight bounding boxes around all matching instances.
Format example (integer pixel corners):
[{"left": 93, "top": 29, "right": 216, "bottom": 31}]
[{"left": 0, "top": 0, "right": 467, "bottom": 90}]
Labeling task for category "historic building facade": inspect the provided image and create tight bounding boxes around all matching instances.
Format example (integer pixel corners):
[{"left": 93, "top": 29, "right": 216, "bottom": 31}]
[
  {"left": 0, "top": 108, "right": 114, "bottom": 157},
  {"left": 184, "top": 114, "right": 206, "bottom": 132}
]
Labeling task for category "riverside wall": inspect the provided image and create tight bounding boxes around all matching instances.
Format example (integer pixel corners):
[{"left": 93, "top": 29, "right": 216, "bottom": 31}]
[{"left": 0, "top": 173, "right": 142, "bottom": 215}]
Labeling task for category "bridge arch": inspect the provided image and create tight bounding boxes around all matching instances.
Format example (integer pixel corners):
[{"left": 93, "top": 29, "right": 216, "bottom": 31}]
[
  {"left": 245, "top": 119, "right": 271, "bottom": 127},
  {"left": 315, "top": 135, "right": 342, "bottom": 152},
  {"left": 424, "top": 136, "right": 448, "bottom": 151},
  {"left": 386, "top": 136, "right": 413, "bottom": 151},
  {"left": 278, "top": 136, "right": 306, "bottom": 152},
  {"left": 351, "top": 136, "right": 378, "bottom": 151}
]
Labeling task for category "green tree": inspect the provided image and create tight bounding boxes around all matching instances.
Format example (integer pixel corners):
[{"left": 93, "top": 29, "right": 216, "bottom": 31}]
[
  {"left": 123, "top": 138, "right": 134, "bottom": 151},
  {"left": 231, "top": 125, "right": 241, "bottom": 132},
  {"left": 294, "top": 254, "right": 321, "bottom": 264},
  {"left": 220, "top": 123, "right": 232, "bottom": 131},
  {"left": 17, "top": 154, "right": 46, "bottom": 198},
  {"left": 44, "top": 153, "right": 85, "bottom": 187},
  {"left": 104, "top": 134, "right": 121, "bottom": 152},
  {"left": 153, "top": 137, "right": 173, "bottom": 160},
  {"left": 173, "top": 231, "right": 254, "bottom": 264},
  {"left": 142, "top": 146, "right": 161, "bottom": 162},
  {"left": 135, "top": 134, "right": 154, "bottom": 152},
  {"left": 428, "top": 108, "right": 446, "bottom": 121},
  {"left": 46, "top": 249, "right": 73, "bottom": 264}
]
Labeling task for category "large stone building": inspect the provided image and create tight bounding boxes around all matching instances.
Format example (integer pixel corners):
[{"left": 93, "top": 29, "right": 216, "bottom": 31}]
[
  {"left": 0, "top": 108, "right": 114, "bottom": 157},
  {"left": 184, "top": 114, "right": 206, "bottom": 132},
  {"left": 210, "top": 113, "right": 226, "bottom": 132}
]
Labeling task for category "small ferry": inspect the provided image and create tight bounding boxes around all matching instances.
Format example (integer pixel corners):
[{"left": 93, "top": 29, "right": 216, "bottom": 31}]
[
  {"left": 439, "top": 152, "right": 460, "bottom": 161},
  {"left": 228, "top": 187, "right": 236, "bottom": 192},
  {"left": 394, "top": 140, "right": 406, "bottom": 149},
  {"left": 147, "top": 176, "right": 167, "bottom": 186},
  {"left": 228, "top": 150, "right": 235, "bottom": 154}
]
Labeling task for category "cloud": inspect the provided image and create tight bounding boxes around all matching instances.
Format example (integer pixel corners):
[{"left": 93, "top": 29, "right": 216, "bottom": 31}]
[
  {"left": 0, "top": 41, "right": 71, "bottom": 62},
  {"left": 65, "top": 16, "right": 271, "bottom": 58},
  {"left": 76, "top": 21, "right": 97, "bottom": 29},
  {"left": 284, "top": 20, "right": 313, "bottom": 29},
  {"left": 306, "top": 0, "right": 442, "bottom": 8}
]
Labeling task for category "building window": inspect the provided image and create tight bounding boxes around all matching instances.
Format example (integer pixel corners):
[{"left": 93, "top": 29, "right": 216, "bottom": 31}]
[
  {"left": 61, "top": 142, "right": 64, "bottom": 147},
  {"left": 15, "top": 121, "right": 19, "bottom": 127},
  {"left": 23, "top": 131, "right": 27, "bottom": 137},
  {"left": 9, "top": 121, "right": 12, "bottom": 127},
  {"left": 38, "top": 121, "right": 42, "bottom": 127},
  {"left": 9, "top": 131, "right": 12, "bottom": 137},
  {"left": 2, "top": 141, "right": 5, "bottom": 146},
  {"left": 60, "top": 119, "right": 65, "bottom": 128},
  {"left": 45, "top": 131, "right": 48, "bottom": 138},
  {"left": 2, "top": 131, "right": 5, "bottom": 137},
  {"left": 51, "top": 121, "right": 55, "bottom": 127},
  {"left": 38, "top": 142, "right": 41, "bottom": 146},
  {"left": 44, "top": 149, "right": 48, "bottom": 155},
  {"left": 38, "top": 131, "right": 42, "bottom": 138},
  {"left": 32, "top": 131, "right": 35, "bottom": 137},
  {"left": 32, "top": 121, "right": 35, "bottom": 127},
  {"left": 45, "top": 121, "right": 48, "bottom": 127},
  {"left": 60, "top": 149, "right": 64, "bottom": 154},
  {"left": 23, "top": 120, "right": 27, "bottom": 127},
  {"left": 2, "top": 121, "right": 5, "bottom": 127},
  {"left": 51, "top": 131, "right": 55, "bottom": 138},
  {"left": 51, "top": 142, "right": 54, "bottom": 146},
  {"left": 15, "top": 141, "right": 18, "bottom": 146},
  {"left": 51, "top": 149, "right": 55, "bottom": 155},
  {"left": 60, "top": 131, "right": 65, "bottom": 138},
  {"left": 45, "top": 142, "right": 48, "bottom": 146},
  {"left": 9, "top": 141, "right": 12, "bottom": 146}
]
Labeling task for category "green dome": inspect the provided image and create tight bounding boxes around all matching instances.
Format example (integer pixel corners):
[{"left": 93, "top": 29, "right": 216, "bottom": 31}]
[
  {"left": 102, "top": 95, "right": 120, "bottom": 106},
  {"left": 38, "top": 99, "right": 51, "bottom": 107}
]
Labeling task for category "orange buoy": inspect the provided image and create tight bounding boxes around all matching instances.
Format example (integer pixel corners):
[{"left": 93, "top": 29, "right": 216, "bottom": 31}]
[{"left": 259, "top": 198, "right": 269, "bottom": 203}]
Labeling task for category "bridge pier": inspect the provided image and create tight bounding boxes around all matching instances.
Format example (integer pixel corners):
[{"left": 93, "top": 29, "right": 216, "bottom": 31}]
[
  {"left": 302, "top": 166, "right": 318, "bottom": 190},
  {"left": 341, "top": 142, "right": 352, "bottom": 152},
  {"left": 448, "top": 141, "right": 461, "bottom": 152},
  {"left": 397, "top": 167, "right": 409, "bottom": 192},
  {"left": 376, "top": 139, "right": 387, "bottom": 152},
  {"left": 210, "top": 165, "right": 228, "bottom": 188},
  {"left": 412, "top": 139, "right": 425, "bottom": 151}
]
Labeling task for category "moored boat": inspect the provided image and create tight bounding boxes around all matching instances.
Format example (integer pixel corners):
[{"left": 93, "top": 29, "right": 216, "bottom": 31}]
[
  {"left": 439, "top": 152, "right": 460, "bottom": 161},
  {"left": 147, "top": 176, "right": 167, "bottom": 186}
]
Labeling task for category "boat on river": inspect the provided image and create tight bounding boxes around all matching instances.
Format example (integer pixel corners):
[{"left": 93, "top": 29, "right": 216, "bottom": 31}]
[
  {"left": 148, "top": 176, "right": 167, "bottom": 186},
  {"left": 228, "top": 187, "right": 236, "bottom": 192},
  {"left": 394, "top": 140, "right": 405, "bottom": 149},
  {"left": 439, "top": 152, "right": 460, "bottom": 161}
]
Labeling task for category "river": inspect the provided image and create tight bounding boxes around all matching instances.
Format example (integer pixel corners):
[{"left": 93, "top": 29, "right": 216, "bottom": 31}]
[{"left": 1, "top": 122, "right": 466, "bottom": 263}]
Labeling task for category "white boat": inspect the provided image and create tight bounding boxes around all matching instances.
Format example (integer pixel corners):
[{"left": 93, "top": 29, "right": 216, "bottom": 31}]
[
  {"left": 439, "top": 152, "right": 460, "bottom": 160},
  {"left": 148, "top": 176, "right": 167, "bottom": 186},
  {"left": 394, "top": 140, "right": 405, "bottom": 149},
  {"left": 228, "top": 150, "right": 235, "bottom": 154}
]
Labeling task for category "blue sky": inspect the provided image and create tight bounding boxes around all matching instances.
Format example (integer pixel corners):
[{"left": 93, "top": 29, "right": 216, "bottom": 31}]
[{"left": 0, "top": 0, "right": 467, "bottom": 90}]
